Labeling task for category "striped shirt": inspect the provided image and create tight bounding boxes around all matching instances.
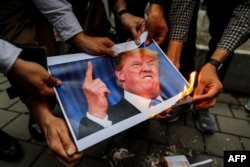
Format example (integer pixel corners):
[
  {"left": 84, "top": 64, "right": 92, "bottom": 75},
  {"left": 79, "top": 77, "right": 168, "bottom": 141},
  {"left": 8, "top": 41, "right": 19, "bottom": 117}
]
[
  {"left": 169, "top": 0, "right": 197, "bottom": 42},
  {"left": 217, "top": 0, "right": 250, "bottom": 52}
]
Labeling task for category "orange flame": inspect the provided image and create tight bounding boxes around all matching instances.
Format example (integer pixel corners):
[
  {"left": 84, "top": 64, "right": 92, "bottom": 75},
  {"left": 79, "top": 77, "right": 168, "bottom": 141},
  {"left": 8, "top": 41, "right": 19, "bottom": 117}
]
[
  {"left": 155, "top": 71, "right": 197, "bottom": 119},
  {"left": 182, "top": 71, "right": 196, "bottom": 97}
]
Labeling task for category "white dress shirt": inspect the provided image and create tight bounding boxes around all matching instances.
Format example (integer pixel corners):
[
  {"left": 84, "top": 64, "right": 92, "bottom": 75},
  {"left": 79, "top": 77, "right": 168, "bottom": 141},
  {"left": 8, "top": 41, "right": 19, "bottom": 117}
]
[
  {"left": 32, "top": 0, "right": 83, "bottom": 41},
  {"left": 0, "top": 1, "right": 83, "bottom": 74},
  {"left": 86, "top": 90, "right": 163, "bottom": 127},
  {"left": 0, "top": 40, "right": 21, "bottom": 75},
  {"left": 124, "top": 91, "right": 163, "bottom": 111}
]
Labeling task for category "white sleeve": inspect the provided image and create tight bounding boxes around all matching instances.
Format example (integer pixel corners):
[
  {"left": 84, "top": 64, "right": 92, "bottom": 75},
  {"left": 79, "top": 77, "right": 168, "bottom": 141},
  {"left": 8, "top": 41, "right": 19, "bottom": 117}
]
[
  {"left": 32, "top": 0, "right": 83, "bottom": 41},
  {"left": 0, "top": 39, "right": 22, "bottom": 75},
  {"left": 86, "top": 112, "right": 112, "bottom": 128}
]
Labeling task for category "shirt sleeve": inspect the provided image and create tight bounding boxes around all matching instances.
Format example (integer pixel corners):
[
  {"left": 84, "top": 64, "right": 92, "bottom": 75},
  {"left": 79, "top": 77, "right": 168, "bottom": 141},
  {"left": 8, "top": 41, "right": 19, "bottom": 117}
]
[
  {"left": 169, "top": 0, "right": 196, "bottom": 42},
  {"left": 86, "top": 112, "right": 112, "bottom": 128},
  {"left": 32, "top": 0, "right": 83, "bottom": 41},
  {"left": 217, "top": 0, "right": 250, "bottom": 52},
  {"left": 0, "top": 39, "right": 22, "bottom": 75}
]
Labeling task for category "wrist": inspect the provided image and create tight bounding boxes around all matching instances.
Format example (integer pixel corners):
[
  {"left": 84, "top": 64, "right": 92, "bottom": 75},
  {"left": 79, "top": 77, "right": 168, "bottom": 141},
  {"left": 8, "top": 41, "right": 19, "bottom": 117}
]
[
  {"left": 148, "top": 3, "right": 164, "bottom": 17},
  {"left": 207, "top": 58, "right": 223, "bottom": 70},
  {"left": 116, "top": 9, "right": 129, "bottom": 19},
  {"left": 88, "top": 107, "right": 107, "bottom": 119},
  {"left": 9, "top": 58, "right": 23, "bottom": 75},
  {"left": 68, "top": 32, "right": 88, "bottom": 52},
  {"left": 68, "top": 32, "right": 84, "bottom": 44}
]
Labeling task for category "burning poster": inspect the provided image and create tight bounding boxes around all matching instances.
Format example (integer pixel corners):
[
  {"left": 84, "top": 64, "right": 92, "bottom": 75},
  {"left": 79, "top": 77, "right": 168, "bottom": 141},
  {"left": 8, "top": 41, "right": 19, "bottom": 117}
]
[{"left": 47, "top": 32, "right": 193, "bottom": 151}]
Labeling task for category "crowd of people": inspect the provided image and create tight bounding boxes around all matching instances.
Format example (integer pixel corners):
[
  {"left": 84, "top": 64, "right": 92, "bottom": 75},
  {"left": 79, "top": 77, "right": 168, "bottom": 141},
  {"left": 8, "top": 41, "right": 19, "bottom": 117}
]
[{"left": 0, "top": 0, "right": 249, "bottom": 166}]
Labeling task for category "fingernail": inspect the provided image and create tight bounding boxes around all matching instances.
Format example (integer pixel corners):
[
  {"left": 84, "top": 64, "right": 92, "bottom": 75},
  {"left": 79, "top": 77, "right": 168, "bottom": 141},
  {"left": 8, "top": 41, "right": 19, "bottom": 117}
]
[
  {"left": 67, "top": 147, "right": 75, "bottom": 155},
  {"left": 57, "top": 80, "right": 62, "bottom": 85}
]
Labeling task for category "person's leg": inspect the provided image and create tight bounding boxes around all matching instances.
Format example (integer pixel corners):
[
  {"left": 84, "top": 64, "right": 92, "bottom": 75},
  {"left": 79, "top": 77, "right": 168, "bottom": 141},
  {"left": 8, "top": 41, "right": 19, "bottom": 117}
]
[
  {"left": 245, "top": 100, "right": 250, "bottom": 113},
  {"left": 193, "top": 0, "right": 241, "bottom": 134},
  {"left": 0, "top": 130, "right": 23, "bottom": 162}
]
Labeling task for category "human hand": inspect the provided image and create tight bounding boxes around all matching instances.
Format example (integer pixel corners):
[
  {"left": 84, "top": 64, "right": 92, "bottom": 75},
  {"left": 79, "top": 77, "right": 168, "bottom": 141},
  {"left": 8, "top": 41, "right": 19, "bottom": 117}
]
[
  {"left": 26, "top": 96, "right": 83, "bottom": 167},
  {"left": 192, "top": 63, "right": 223, "bottom": 110},
  {"left": 119, "top": 13, "right": 146, "bottom": 45},
  {"left": 82, "top": 61, "right": 110, "bottom": 119},
  {"left": 69, "top": 32, "right": 117, "bottom": 57},
  {"left": 146, "top": 3, "right": 168, "bottom": 45},
  {"left": 9, "top": 58, "right": 62, "bottom": 96},
  {"left": 46, "top": 116, "right": 83, "bottom": 167}
]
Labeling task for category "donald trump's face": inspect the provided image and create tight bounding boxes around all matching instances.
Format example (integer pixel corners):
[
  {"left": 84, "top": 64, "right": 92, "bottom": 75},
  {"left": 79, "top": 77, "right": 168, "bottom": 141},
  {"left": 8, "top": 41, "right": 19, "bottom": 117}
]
[{"left": 115, "top": 48, "right": 161, "bottom": 99}]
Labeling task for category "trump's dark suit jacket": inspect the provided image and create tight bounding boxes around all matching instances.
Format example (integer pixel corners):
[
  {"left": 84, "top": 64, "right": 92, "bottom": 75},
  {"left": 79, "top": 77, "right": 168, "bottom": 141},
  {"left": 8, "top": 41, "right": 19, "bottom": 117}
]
[{"left": 78, "top": 97, "right": 141, "bottom": 138}]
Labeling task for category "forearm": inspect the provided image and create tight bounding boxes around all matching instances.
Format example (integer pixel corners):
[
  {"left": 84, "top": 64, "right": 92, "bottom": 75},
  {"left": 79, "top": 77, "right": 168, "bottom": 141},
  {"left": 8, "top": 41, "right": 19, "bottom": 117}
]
[
  {"left": 32, "top": 0, "right": 83, "bottom": 41},
  {"left": 0, "top": 39, "right": 22, "bottom": 75},
  {"left": 166, "top": 41, "right": 183, "bottom": 69},
  {"left": 147, "top": 3, "right": 164, "bottom": 18},
  {"left": 26, "top": 96, "right": 57, "bottom": 129},
  {"left": 209, "top": 49, "right": 229, "bottom": 64},
  {"left": 167, "top": 41, "right": 183, "bottom": 54}
]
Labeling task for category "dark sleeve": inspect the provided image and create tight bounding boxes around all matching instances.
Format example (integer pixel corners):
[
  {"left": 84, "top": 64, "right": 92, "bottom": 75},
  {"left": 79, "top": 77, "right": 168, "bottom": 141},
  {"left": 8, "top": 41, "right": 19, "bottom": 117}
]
[
  {"left": 108, "top": 98, "right": 141, "bottom": 124},
  {"left": 78, "top": 117, "right": 104, "bottom": 139}
]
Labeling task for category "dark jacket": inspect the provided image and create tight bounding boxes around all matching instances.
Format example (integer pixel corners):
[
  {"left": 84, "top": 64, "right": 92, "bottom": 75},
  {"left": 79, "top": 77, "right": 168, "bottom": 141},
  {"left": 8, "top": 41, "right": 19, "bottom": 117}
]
[{"left": 78, "top": 97, "right": 141, "bottom": 138}]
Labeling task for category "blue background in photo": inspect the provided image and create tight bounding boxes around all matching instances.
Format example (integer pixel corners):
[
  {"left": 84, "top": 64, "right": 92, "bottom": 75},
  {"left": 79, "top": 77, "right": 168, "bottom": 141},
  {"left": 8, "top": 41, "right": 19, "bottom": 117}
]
[{"left": 49, "top": 42, "right": 188, "bottom": 139}]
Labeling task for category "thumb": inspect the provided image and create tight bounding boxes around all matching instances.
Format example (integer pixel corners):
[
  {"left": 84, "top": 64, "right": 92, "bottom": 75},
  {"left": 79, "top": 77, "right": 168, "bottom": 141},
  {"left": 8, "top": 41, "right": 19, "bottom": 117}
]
[
  {"left": 130, "top": 29, "right": 140, "bottom": 45},
  {"left": 145, "top": 31, "right": 154, "bottom": 45},
  {"left": 193, "top": 82, "right": 205, "bottom": 97},
  {"left": 192, "top": 82, "right": 206, "bottom": 103},
  {"left": 47, "top": 76, "right": 62, "bottom": 87},
  {"left": 58, "top": 124, "right": 77, "bottom": 156}
]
